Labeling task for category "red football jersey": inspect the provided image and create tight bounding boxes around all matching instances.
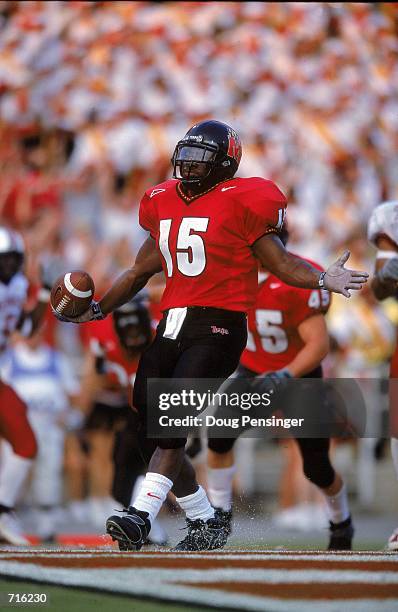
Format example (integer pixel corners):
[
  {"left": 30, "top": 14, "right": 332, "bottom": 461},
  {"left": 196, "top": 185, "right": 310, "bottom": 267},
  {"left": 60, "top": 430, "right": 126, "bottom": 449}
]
[
  {"left": 390, "top": 341, "right": 398, "bottom": 436},
  {"left": 139, "top": 177, "right": 287, "bottom": 313},
  {"left": 240, "top": 258, "right": 331, "bottom": 373},
  {"left": 391, "top": 343, "right": 398, "bottom": 378}
]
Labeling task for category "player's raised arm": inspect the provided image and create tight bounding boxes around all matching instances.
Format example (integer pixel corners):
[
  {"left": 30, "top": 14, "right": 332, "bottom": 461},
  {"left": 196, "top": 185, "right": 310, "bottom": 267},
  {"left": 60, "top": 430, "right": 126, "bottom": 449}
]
[{"left": 252, "top": 233, "right": 368, "bottom": 297}]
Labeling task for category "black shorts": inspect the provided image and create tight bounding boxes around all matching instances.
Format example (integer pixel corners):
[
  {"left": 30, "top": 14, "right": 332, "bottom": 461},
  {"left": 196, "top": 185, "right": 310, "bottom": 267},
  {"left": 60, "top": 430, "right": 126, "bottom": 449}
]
[
  {"left": 133, "top": 307, "right": 247, "bottom": 445},
  {"left": 84, "top": 402, "right": 131, "bottom": 432}
]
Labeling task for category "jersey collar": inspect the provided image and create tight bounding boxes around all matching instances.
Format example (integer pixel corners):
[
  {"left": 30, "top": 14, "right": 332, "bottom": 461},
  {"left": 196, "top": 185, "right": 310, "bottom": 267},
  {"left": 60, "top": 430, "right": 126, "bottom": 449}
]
[{"left": 176, "top": 179, "right": 231, "bottom": 205}]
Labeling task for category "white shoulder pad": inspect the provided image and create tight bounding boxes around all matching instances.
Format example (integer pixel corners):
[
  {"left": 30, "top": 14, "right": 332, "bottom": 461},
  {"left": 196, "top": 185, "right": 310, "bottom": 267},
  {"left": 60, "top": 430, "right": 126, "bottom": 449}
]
[
  {"left": 9, "top": 273, "right": 29, "bottom": 300},
  {"left": 368, "top": 201, "right": 398, "bottom": 246}
]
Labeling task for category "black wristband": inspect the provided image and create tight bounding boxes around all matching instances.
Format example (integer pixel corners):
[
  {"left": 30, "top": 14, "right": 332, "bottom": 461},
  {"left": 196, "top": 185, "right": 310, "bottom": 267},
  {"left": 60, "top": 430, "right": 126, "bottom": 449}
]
[
  {"left": 91, "top": 302, "right": 105, "bottom": 320},
  {"left": 318, "top": 271, "right": 326, "bottom": 288}
]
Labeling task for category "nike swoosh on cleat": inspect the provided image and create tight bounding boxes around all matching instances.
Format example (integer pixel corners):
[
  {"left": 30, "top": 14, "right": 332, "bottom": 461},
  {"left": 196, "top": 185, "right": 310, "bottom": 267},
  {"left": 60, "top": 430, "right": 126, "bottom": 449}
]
[
  {"left": 221, "top": 186, "right": 236, "bottom": 192},
  {"left": 108, "top": 518, "right": 143, "bottom": 544}
]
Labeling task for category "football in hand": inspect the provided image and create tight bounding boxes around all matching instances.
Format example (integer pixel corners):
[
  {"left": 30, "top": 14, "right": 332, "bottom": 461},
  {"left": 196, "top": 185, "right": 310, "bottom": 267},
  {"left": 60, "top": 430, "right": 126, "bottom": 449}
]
[{"left": 51, "top": 271, "right": 95, "bottom": 318}]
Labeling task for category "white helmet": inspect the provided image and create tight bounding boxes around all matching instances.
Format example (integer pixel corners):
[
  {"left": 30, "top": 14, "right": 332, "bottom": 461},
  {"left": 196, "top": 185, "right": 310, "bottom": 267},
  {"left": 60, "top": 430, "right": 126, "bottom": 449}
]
[
  {"left": 367, "top": 201, "right": 398, "bottom": 247},
  {"left": 0, "top": 227, "right": 25, "bottom": 283},
  {"left": 0, "top": 227, "right": 25, "bottom": 255}
]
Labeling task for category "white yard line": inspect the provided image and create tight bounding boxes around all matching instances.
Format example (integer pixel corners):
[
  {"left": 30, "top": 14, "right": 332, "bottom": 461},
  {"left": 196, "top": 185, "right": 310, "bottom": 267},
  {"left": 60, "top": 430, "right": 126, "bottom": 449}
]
[{"left": 0, "top": 560, "right": 397, "bottom": 612}]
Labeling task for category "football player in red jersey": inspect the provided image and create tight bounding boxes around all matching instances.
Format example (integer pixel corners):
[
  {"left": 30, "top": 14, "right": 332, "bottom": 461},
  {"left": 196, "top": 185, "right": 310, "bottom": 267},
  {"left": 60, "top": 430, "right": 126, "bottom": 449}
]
[
  {"left": 207, "top": 228, "right": 354, "bottom": 550},
  {"left": 368, "top": 200, "right": 398, "bottom": 550},
  {"left": 54, "top": 120, "right": 368, "bottom": 551},
  {"left": 0, "top": 227, "right": 50, "bottom": 545}
]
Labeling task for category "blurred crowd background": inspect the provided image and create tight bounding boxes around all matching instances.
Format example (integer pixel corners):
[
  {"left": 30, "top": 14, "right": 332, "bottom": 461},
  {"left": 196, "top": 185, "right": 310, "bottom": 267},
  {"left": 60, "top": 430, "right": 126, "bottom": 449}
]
[{"left": 0, "top": 1, "right": 398, "bottom": 539}]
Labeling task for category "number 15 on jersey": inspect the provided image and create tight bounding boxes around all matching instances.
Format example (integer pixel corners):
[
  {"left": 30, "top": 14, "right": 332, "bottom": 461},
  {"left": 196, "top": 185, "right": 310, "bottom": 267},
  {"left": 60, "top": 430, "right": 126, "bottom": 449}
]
[{"left": 159, "top": 217, "right": 209, "bottom": 277}]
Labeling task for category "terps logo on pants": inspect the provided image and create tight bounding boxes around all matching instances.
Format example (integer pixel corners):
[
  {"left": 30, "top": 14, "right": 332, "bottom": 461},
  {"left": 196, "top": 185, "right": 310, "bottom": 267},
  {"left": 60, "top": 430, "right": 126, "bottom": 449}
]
[{"left": 211, "top": 326, "right": 229, "bottom": 335}]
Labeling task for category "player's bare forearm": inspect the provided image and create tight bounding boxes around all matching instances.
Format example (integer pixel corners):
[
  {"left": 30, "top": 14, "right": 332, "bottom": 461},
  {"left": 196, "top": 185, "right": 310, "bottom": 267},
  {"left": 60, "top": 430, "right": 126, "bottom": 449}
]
[
  {"left": 253, "top": 234, "right": 368, "bottom": 297},
  {"left": 99, "top": 237, "right": 162, "bottom": 315},
  {"left": 18, "top": 299, "right": 48, "bottom": 337},
  {"left": 252, "top": 234, "right": 320, "bottom": 288},
  {"left": 286, "top": 343, "right": 327, "bottom": 377},
  {"left": 286, "top": 315, "right": 329, "bottom": 377},
  {"left": 28, "top": 300, "right": 48, "bottom": 335}
]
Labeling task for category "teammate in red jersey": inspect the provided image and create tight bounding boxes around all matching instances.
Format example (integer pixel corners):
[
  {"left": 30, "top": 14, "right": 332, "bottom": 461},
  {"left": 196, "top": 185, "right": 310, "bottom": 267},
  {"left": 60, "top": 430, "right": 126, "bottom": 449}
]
[
  {"left": 0, "top": 226, "right": 50, "bottom": 545},
  {"left": 368, "top": 200, "right": 398, "bottom": 550},
  {"left": 54, "top": 120, "right": 368, "bottom": 551},
  {"left": 207, "top": 228, "right": 354, "bottom": 550}
]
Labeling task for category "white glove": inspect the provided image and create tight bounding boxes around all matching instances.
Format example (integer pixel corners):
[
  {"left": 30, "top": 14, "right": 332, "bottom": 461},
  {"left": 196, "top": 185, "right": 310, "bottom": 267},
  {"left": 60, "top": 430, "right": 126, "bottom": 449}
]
[
  {"left": 52, "top": 301, "right": 105, "bottom": 323},
  {"left": 324, "top": 251, "right": 369, "bottom": 298}
]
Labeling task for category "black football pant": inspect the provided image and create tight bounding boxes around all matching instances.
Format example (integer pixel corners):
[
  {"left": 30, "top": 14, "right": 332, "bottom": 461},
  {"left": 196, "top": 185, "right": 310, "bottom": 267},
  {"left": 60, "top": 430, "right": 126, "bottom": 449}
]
[
  {"left": 208, "top": 365, "right": 336, "bottom": 489},
  {"left": 133, "top": 307, "right": 247, "bottom": 449}
]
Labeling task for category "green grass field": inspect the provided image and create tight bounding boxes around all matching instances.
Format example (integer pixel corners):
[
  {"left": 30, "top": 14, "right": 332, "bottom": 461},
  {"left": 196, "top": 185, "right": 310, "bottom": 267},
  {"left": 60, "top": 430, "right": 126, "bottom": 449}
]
[{"left": 0, "top": 579, "right": 214, "bottom": 612}]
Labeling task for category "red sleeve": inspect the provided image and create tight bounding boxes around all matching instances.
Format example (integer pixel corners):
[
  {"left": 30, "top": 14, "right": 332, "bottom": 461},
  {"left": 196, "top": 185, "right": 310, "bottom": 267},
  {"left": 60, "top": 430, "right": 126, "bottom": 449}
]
[
  {"left": 139, "top": 192, "right": 157, "bottom": 239},
  {"left": 240, "top": 180, "right": 287, "bottom": 245},
  {"left": 293, "top": 287, "right": 331, "bottom": 326}
]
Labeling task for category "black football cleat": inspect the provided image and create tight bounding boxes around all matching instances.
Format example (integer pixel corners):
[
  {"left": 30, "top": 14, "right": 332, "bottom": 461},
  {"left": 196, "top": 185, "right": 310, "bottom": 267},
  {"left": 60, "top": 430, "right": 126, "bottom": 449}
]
[
  {"left": 328, "top": 515, "right": 354, "bottom": 550},
  {"left": 173, "top": 516, "right": 228, "bottom": 551},
  {"left": 106, "top": 506, "right": 151, "bottom": 551},
  {"left": 214, "top": 507, "right": 233, "bottom": 536}
]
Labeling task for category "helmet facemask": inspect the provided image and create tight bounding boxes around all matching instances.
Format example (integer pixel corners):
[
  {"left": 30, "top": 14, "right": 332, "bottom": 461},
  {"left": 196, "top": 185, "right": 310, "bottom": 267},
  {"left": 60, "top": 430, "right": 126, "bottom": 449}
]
[
  {"left": 172, "top": 141, "right": 233, "bottom": 193},
  {"left": 112, "top": 303, "right": 151, "bottom": 357},
  {"left": 0, "top": 253, "right": 24, "bottom": 285}
]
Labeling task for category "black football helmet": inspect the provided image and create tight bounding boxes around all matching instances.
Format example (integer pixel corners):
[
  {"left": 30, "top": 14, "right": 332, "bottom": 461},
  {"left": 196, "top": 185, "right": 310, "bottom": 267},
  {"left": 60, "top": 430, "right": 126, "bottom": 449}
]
[
  {"left": 112, "top": 298, "right": 152, "bottom": 357},
  {"left": 172, "top": 120, "right": 242, "bottom": 192},
  {"left": 0, "top": 227, "right": 25, "bottom": 285}
]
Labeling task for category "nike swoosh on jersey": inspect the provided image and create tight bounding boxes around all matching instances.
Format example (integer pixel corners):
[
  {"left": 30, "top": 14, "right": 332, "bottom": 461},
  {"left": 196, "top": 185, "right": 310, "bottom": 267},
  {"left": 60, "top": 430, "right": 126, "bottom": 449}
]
[
  {"left": 270, "top": 283, "right": 281, "bottom": 289},
  {"left": 221, "top": 186, "right": 237, "bottom": 192},
  {"left": 150, "top": 188, "right": 166, "bottom": 198}
]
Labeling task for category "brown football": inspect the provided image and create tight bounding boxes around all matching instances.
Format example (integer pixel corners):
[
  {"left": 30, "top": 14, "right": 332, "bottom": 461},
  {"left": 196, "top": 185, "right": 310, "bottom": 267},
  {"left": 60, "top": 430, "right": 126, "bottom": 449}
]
[{"left": 51, "top": 270, "right": 95, "bottom": 318}]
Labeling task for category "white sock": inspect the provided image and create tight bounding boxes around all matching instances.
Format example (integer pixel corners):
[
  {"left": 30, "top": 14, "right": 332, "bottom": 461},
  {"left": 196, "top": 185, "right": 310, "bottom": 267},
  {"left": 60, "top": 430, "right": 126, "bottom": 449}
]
[
  {"left": 132, "top": 472, "right": 173, "bottom": 522},
  {"left": 207, "top": 466, "right": 235, "bottom": 511},
  {"left": 0, "top": 451, "right": 33, "bottom": 508},
  {"left": 322, "top": 482, "right": 350, "bottom": 524},
  {"left": 176, "top": 485, "right": 215, "bottom": 521},
  {"left": 391, "top": 438, "right": 398, "bottom": 480}
]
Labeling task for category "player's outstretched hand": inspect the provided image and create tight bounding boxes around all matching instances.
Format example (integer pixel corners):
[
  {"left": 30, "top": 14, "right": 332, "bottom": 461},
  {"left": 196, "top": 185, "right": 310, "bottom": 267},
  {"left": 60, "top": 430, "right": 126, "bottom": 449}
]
[
  {"left": 324, "top": 251, "right": 369, "bottom": 298},
  {"left": 52, "top": 301, "right": 105, "bottom": 323}
]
